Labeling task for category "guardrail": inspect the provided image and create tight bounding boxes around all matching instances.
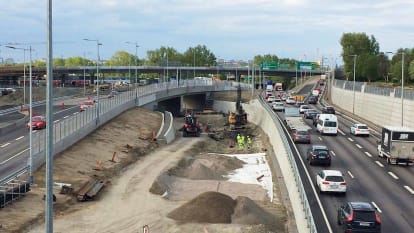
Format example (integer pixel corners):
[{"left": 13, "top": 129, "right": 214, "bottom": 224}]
[
  {"left": 1, "top": 80, "right": 250, "bottom": 187},
  {"left": 258, "top": 95, "right": 317, "bottom": 232},
  {"left": 0, "top": 96, "right": 71, "bottom": 116}
]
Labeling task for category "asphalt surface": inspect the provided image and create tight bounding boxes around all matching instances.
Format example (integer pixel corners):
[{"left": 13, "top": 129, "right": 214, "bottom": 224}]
[{"left": 272, "top": 83, "right": 414, "bottom": 233}]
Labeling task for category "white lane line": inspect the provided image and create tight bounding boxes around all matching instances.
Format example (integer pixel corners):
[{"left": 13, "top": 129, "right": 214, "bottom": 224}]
[
  {"left": 1, "top": 142, "right": 10, "bottom": 148},
  {"left": 63, "top": 116, "right": 69, "bottom": 119},
  {"left": 73, "top": 112, "right": 78, "bottom": 115},
  {"left": 387, "top": 172, "right": 399, "bottom": 180},
  {"left": 355, "top": 144, "right": 362, "bottom": 149},
  {"left": 15, "top": 136, "right": 24, "bottom": 141},
  {"left": 364, "top": 152, "right": 373, "bottom": 157},
  {"left": 371, "top": 202, "right": 382, "bottom": 213},
  {"left": 375, "top": 161, "right": 384, "bottom": 168},
  {"left": 54, "top": 120, "right": 60, "bottom": 123},
  {"left": 347, "top": 137, "right": 354, "bottom": 142},
  {"left": 330, "top": 151, "right": 336, "bottom": 156},
  {"left": 338, "top": 129, "right": 346, "bottom": 136},
  {"left": 318, "top": 136, "right": 323, "bottom": 141},
  {"left": 347, "top": 171, "right": 355, "bottom": 179},
  {"left": 0, "top": 148, "right": 30, "bottom": 165},
  {"left": 404, "top": 186, "right": 414, "bottom": 195}
]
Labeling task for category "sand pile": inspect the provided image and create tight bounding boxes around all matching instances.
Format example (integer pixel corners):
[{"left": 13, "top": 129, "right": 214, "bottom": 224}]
[
  {"left": 167, "top": 191, "right": 236, "bottom": 223},
  {"left": 168, "top": 192, "right": 283, "bottom": 231},
  {"left": 168, "top": 153, "right": 245, "bottom": 180}
]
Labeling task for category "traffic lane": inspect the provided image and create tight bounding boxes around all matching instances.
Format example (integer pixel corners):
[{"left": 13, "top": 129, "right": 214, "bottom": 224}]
[
  {"left": 0, "top": 149, "right": 30, "bottom": 181},
  {"left": 317, "top": 132, "right": 414, "bottom": 233},
  {"left": 296, "top": 84, "right": 315, "bottom": 96},
  {"left": 275, "top": 111, "right": 332, "bottom": 233}
]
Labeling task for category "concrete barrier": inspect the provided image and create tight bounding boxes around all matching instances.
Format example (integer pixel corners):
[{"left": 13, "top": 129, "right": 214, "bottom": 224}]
[{"left": 213, "top": 100, "right": 309, "bottom": 233}]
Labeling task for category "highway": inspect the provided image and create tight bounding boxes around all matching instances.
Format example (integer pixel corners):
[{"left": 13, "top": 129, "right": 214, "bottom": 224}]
[
  {"left": 273, "top": 83, "right": 414, "bottom": 233},
  {"left": 0, "top": 101, "right": 82, "bottom": 180}
]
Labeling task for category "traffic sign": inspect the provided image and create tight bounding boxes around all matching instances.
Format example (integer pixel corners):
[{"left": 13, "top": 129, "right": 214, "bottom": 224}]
[
  {"left": 260, "top": 61, "right": 277, "bottom": 70},
  {"left": 297, "top": 62, "right": 315, "bottom": 70}
]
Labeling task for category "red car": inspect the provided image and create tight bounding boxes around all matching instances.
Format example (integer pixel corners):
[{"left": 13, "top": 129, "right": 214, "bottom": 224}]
[
  {"left": 80, "top": 100, "right": 95, "bottom": 112},
  {"left": 27, "top": 116, "right": 46, "bottom": 130}
]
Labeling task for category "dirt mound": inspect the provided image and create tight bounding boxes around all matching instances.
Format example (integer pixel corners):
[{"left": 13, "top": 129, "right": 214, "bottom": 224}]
[
  {"left": 168, "top": 153, "right": 244, "bottom": 180},
  {"left": 232, "top": 196, "right": 281, "bottom": 231},
  {"left": 167, "top": 191, "right": 236, "bottom": 223}
]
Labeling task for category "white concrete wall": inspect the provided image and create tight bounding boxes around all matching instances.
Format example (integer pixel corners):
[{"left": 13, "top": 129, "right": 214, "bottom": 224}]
[
  {"left": 331, "top": 84, "right": 414, "bottom": 128},
  {"left": 213, "top": 100, "right": 308, "bottom": 233}
]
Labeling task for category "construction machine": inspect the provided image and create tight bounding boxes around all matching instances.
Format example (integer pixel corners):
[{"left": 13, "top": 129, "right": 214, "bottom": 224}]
[
  {"left": 182, "top": 114, "right": 201, "bottom": 137},
  {"left": 228, "top": 79, "right": 247, "bottom": 129}
]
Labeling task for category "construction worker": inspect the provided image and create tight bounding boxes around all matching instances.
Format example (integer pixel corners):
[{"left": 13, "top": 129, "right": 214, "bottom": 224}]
[
  {"left": 241, "top": 135, "right": 245, "bottom": 149},
  {"left": 247, "top": 136, "right": 252, "bottom": 149},
  {"left": 237, "top": 134, "right": 243, "bottom": 149}
]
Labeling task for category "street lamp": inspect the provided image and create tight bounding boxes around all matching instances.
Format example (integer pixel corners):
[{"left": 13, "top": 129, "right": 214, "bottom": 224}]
[
  {"left": 7, "top": 45, "right": 34, "bottom": 184},
  {"left": 193, "top": 48, "right": 196, "bottom": 78},
  {"left": 387, "top": 51, "right": 405, "bottom": 126},
  {"left": 6, "top": 46, "right": 28, "bottom": 107},
  {"left": 126, "top": 42, "right": 139, "bottom": 102},
  {"left": 349, "top": 54, "right": 357, "bottom": 114},
  {"left": 83, "top": 38, "right": 102, "bottom": 124}
]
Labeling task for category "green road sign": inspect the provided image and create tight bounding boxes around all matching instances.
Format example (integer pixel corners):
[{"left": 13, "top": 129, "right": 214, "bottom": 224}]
[
  {"left": 260, "top": 61, "right": 277, "bottom": 70},
  {"left": 297, "top": 61, "right": 315, "bottom": 70}
]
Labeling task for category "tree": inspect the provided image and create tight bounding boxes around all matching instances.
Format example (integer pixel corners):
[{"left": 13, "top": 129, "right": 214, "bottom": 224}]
[
  {"left": 377, "top": 53, "right": 390, "bottom": 82},
  {"left": 65, "top": 56, "right": 92, "bottom": 66},
  {"left": 340, "top": 32, "right": 380, "bottom": 81},
  {"left": 182, "top": 45, "right": 216, "bottom": 67},
  {"left": 409, "top": 60, "right": 414, "bottom": 83},
  {"left": 253, "top": 54, "right": 279, "bottom": 66},
  {"left": 146, "top": 46, "right": 180, "bottom": 66},
  {"left": 105, "top": 51, "right": 136, "bottom": 66},
  {"left": 53, "top": 58, "right": 65, "bottom": 66}
]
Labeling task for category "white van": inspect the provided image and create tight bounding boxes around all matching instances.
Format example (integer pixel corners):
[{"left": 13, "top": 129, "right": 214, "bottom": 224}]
[{"left": 316, "top": 114, "right": 338, "bottom": 135}]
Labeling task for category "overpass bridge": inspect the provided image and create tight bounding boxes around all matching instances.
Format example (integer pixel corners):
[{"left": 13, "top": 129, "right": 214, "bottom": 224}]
[{"left": 0, "top": 65, "right": 322, "bottom": 85}]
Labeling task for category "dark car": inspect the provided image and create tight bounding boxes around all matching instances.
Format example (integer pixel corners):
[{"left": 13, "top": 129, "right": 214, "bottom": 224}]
[
  {"left": 308, "top": 96, "right": 318, "bottom": 104},
  {"left": 307, "top": 144, "right": 331, "bottom": 166},
  {"left": 322, "top": 106, "right": 336, "bottom": 114},
  {"left": 337, "top": 202, "right": 381, "bottom": 233},
  {"left": 304, "top": 109, "right": 318, "bottom": 119},
  {"left": 312, "top": 114, "right": 320, "bottom": 127},
  {"left": 292, "top": 128, "right": 311, "bottom": 144}
]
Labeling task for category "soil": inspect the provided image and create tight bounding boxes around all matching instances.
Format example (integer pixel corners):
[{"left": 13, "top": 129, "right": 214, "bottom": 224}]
[{"left": 0, "top": 91, "right": 289, "bottom": 233}]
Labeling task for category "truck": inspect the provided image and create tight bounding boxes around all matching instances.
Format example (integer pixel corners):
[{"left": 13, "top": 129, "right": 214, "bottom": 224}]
[
  {"left": 377, "top": 126, "right": 414, "bottom": 165},
  {"left": 265, "top": 80, "right": 273, "bottom": 92},
  {"left": 283, "top": 107, "right": 311, "bottom": 132},
  {"left": 275, "top": 83, "right": 283, "bottom": 91}
]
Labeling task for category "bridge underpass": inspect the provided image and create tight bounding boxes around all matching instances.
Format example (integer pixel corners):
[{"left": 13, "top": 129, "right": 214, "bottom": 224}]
[{"left": 155, "top": 93, "right": 207, "bottom": 116}]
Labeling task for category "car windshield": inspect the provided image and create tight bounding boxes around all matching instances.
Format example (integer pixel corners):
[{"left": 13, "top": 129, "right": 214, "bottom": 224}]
[
  {"left": 358, "top": 125, "right": 368, "bottom": 129},
  {"left": 315, "top": 149, "right": 329, "bottom": 155},
  {"left": 297, "top": 130, "right": 308, "bottom": 135},
  {"left": 83, "top": 101, "right": 93, "bottom": 105},
  {"left": 325, "top": 176, "right": 344, "bottom": 182},
  {"left": 32, "top": 117, "right": 43, "bottom": 121}
]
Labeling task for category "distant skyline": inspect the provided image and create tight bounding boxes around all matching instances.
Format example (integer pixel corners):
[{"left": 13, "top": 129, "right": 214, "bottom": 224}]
[{"left": 1, "top": 0, "right": 413, "bottom": 65}]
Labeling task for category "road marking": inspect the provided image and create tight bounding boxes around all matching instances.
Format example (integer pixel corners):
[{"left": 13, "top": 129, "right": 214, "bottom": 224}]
[
  {"left": 371, "top": 202, "right": 382, "bottom": 213},
  {"left": 355, "top": 144, "right": 362, "bottom": 149},
  {"left": 330, "top": 151, "right": 336, "bottom": 156},
  {"left": 375, "top": 161, "right": 384, "bottom": 167},
  {"left": 73, "top": 112, "right": 78, "bottom": 115},
  {"left": 364, "top": 152, "right": 373, "bottom": 157},
  {"left": 338, "top": 129, "right": 346, "bottom": 136},
  {"left": 318, "top": 136, "right": 322, "bottom": 141},
  {"left": 387, "top": 172, "right": 399, "bottom": 180},
  {"left": 347, "top": 171, "right": 354, "bottom": 179},
  {"left": 0, "top": 148, "right": 29, "bottom": 165},
  {"left": 1, "top": 142, "right": 10, "bottom": 148},
  {"left": 404, "top": 186, "right": 414, "bottom": 195},
  {"left": 54, "top": 120, "right": 60, "bottom": 123},
  {"left": 63, "top": 116, "right": 69, "bottom": 119},
  {"left": 15, "top": 136, "right": 24, "bottom": 141},
  {"left": 347, "top": 137, "right": 354, "bottom": 142}
]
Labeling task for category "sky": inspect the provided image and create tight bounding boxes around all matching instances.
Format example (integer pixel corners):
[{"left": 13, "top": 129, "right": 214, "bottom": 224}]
[{"left": 1, "top": 0, "right": 413, "bottom": 64}]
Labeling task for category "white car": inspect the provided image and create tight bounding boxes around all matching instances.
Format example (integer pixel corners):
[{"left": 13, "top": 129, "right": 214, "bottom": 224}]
[
  {"left": 272, "top": 102, "right": 285, "bottom": 112},
  {"left": 267, "top": 96, "right": 276, "bottom": 103},
  {"left": 316, "top": 170, "right": 347, "bottom": 194},
  {"left": 350, "top": 123, "right": 370, "bottom": 136},
  {"left": 299, "top": 105, "right": 310, "bottom": 114},
  {"left": 286, "top": 97, "right": 296, "bottom": 104}
]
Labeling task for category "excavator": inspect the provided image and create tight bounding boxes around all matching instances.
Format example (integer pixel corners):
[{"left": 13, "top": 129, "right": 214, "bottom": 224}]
[
  {"left": 228, "top": 77, "right": 247, "bottom": 129},
  {"left": 182, "top": 113, "right": 201, "bottom": 137}
]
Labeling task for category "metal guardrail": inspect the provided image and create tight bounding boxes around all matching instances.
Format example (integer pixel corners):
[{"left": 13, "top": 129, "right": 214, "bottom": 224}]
[
  {"left": 258, "top": 95, "right": 317, "bottom": 232},
  {"left": 0, "top": 80, "right": 250, "bottom": 187},
  {"left": 0, "top": 165, "right": 30, "bottom": 185}
]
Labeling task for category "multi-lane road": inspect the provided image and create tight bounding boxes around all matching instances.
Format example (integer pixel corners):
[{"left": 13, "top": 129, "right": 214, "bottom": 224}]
[{"left": 274, "top": 83, "right": 414, "bottom": 233}]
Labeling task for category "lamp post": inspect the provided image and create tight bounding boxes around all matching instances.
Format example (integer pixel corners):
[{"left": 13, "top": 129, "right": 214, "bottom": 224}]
[
  {"left": 387, "top": 51, "right": 405, "bottom": 126},
  {"left": 126, "top": 42, "right": 139, "bottom": 102},
  {"left": 193, "top": 48, "right": 196, "bottom": 78},
  {"left": 349, "top": 54, "right": 357, "bottom": 114},
  {"left": 6, "top": 46, "right": 27, "bottom": 107},
  {"left": 6, "top": 45, "right": 34, "bottom": 184},
  {"left": 83, "top": 39, "right": 102, "bottom": 124}
]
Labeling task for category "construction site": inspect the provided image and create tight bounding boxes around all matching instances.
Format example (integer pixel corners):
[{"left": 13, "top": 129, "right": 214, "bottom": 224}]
[{"left": 0, "top": 90, "right": 293, "bottom": 233}]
